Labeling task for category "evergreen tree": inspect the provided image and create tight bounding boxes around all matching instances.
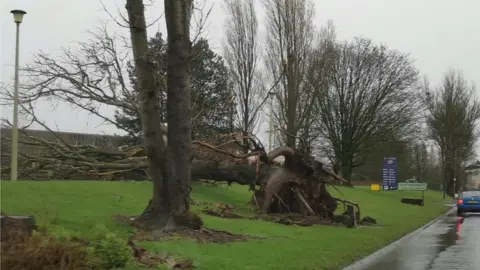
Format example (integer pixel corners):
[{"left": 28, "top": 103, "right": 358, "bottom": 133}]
[{"left": 115, "top": 33, "right": 234, "bottom": 144}]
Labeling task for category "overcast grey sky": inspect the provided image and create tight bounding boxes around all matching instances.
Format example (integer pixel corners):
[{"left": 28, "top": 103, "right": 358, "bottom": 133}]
[{"left": 1, "top": 0, "right": 479, "bottom": 153}]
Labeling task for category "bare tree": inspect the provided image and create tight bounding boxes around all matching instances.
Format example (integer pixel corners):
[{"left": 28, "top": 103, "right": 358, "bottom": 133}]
[
  {"left": 423, "top": 69, "right": 480, "bottom": 196},
  {"left": 0, "top": 24, "right": 135, "bottom": 132},
  {"left": 409, "top": 141, "right": 429, "bottom": 181},
  {"left": 125, "top": 0, "right": 173, "bottom": 228},
  {"left": 125, "top": 0, "right": 198, "bottom": 229},
  {"left": 262, "top": 0, "right": 316, "bottom": 148},
  {"left": 302, "top": 20, "right": 338, "bottom": 156},
  {"left": 223, "top": 0, "right": 264, "bottom": 153},
  {"left": 313, "top": 37, "right": 420, "bottom": 183},
  {"left": 164, "top": 0, "right": 195, "bottom": 224}
]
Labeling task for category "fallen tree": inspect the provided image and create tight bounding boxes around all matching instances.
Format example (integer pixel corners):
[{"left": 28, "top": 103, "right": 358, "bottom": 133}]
[
  {"left": 0, "top": 126, "right": 273, "bottom": 185},
  {"left": 2, "top": 124, "right": 357, "bottom": 223}
]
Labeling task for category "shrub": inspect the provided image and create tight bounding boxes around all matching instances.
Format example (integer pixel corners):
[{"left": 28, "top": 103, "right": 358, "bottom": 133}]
[
  {"left": 90, "top": 224, "right": 132, "bottom": 269},
  {"left": 1, "top": 221, "right": 132, "bottom": 270},
  {"left": 1, "top": 228, "right": 101, "bottom": 270}
]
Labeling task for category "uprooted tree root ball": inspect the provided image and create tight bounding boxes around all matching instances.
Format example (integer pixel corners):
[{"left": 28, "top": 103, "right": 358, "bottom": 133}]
[
  {"left": 243, "top": 143, "right": 365, "bottom": 228},
  {"left": 251, "top": 179, "right": 336, "bottom": 218}
]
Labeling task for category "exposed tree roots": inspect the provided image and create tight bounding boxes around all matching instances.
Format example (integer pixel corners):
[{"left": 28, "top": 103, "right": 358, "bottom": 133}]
[{"left": 113, "top": 215, "right": 264, "bottom": 244}]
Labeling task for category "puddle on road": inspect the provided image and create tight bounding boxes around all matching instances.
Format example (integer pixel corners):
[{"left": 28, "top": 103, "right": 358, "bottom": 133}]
[
  {"left": 424, "top": 218, "right": 460, "bottom": 269},
  {"left": 363, "top": 212, "right": 464, "bottom": 270}
]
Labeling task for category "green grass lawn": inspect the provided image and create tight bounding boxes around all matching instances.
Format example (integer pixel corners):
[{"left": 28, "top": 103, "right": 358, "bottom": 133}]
[{"left": 0, "top": 181, "right": 452, "bottom": 270}]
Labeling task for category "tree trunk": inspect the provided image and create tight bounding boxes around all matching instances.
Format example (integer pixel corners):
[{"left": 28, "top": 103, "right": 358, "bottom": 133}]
[
  {"left": 164, "top": 0, "right": 194, "bottom": 221},
  {"left": 190, "top": 160, "right": 274, "bottom": 185},
  {"left": 242, "top": 130, "right": 249, "bottom": 154},
  {"left": 446, "top": 167, "right": 454, "bottom": 197},
  {"left": 286, "top": 54, "right": 297, "bottom": 148},
  {"left": 340, "top": 159, "right": 353, "bottom": 185},
  {"left": 126, "top": 0, "right": 172, "bottom": 226}
]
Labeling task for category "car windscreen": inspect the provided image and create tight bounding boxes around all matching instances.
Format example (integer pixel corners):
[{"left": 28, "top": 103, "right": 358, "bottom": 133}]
[{"left": 461, "top": 191, "right": 480, "bottom": 197}]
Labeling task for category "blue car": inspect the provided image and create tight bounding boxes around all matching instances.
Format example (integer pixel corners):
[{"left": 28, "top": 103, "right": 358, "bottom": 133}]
[{"left": 457, "top": 190, "right": 480, "bottom": 216}]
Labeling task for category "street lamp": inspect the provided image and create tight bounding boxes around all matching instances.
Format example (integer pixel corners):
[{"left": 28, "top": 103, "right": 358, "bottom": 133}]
[
  {"left": 10, "top": 9, "right": 27, "bottom": 181},
  {"left": 268, "top": 91, "right": 276, "bottom": 152}
]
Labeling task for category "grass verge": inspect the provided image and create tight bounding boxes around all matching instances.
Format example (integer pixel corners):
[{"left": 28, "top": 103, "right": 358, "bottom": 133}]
[{"left": 1, "top": 181, "right": 451, "bottom": 270}]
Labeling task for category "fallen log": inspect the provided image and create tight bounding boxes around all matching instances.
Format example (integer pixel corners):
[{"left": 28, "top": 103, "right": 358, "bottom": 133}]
[
  {"left": 190, "top": 160, "right": 274, "bottom": 186},
  {"left": 0, "top": 130, "right": 272, "bottom": 184}
]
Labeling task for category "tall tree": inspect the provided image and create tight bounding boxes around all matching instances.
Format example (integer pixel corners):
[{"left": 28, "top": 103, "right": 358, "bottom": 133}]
[
  {"left": 164, "top": 0, "right": 194, "bottom": 226},
  {"left": 223, "top": 0, "right": 264, "bottom": 153},
  {"left": 313, "top": 37, "right": 420, "bottom": 183},
  {"left": 262, "top": 0, "right": 316, "bottom": 148},
  {"left": 125, "top": 0, "right": 172, "bottom": 227},
  {"left": 423, "top": 69, "right": 480, "bottom": 196},
  {"left": 115, "top": 32, "right": 168, "bottom": 144},
  {"left": 115, "top": 34, "right": 232, "bottom": 144},
  {"left": 409, "top": 142, "right": 429, "bottom": 181},
  {"left": 125, "top": 0, "right": 195, "bottom": 229},
  {"left": 190, "top": 39, "right": 233, "bottom": 139},
  {"left": 303, "top": 20, "right": 338, "bottom": 153}
]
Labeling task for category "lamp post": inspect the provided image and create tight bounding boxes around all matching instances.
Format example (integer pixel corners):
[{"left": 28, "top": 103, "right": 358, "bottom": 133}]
[
  {"left": 10, "top": 9, "right": 27, "bottom": 181},
  {"left": 268, "top": 91, "right": 276, "bottom": 152}
]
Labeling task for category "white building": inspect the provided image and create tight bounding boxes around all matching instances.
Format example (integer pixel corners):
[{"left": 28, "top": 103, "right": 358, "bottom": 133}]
[{"left": 465, "top": 163, "right": 480, "bottom": 190}]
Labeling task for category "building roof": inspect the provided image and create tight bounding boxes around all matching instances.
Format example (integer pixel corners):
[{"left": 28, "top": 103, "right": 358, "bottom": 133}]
[
  {"left": 465, "top": 162, "right": 480, "bottom": 171},
  {"left": 0, "top": 126, "right": 120, "bottom": 138}
]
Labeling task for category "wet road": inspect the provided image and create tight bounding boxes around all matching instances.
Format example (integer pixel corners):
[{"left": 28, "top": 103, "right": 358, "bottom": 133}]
[{"left": 365, "top": 211, "right": 480, "bottom": 270}]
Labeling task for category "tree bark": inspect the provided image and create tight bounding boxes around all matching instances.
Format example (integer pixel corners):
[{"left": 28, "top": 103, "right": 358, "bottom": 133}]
[
  {"left": 286, "top": 54, "right": 297, "bottom": 148},
  {"left": 340, "top": 159, "right": 353, "bottom": 185},
  {"left": 164, "top": 0, "right": 194, "bottom": 219},
  {"left": 126, "top": 0, "right": 174, "bottom": 227},
  {"left": 190, "top": 160, "right": 273, "bottom": 185}
]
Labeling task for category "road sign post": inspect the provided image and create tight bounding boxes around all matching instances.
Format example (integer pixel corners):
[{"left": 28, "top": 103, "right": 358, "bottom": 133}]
[
  {"left": 453, "top": 178, "right": 457, "bottom": 198},
  {"left": 398, "top": 182, "right": 428, "bottom": 206},
  {"left": 382, "top": 157, "right": 398, "bottom": 191}
]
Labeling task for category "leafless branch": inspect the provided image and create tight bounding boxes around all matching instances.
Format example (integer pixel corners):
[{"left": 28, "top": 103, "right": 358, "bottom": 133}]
[
  {"left": 0, "top": 23, "right": 135, "bottom": 134},
  {"left": 312, "top": 37, "right": 420, "bottom": 181},
  {"left": 262, "top": 0, "right": 317, "bottom": 148},
  {"left": 423, "top": 68, "right": 480, "bottom": 195}
]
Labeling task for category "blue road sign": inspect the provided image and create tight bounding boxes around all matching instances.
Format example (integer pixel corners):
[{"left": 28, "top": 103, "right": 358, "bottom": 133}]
[{"left": 382, "top": 156, "right": 398, "bottom": 190}]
